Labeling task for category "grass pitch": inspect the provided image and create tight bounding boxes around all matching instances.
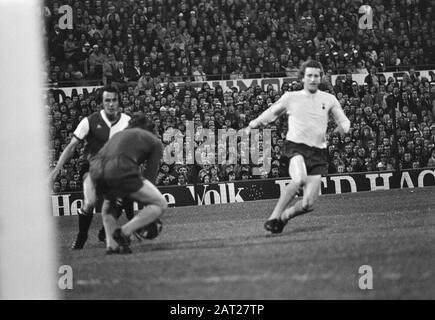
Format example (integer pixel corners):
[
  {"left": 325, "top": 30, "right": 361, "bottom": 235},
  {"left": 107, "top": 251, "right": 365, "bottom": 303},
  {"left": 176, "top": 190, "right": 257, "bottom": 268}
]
[{"left": 57, "top": 187, "right": 435, "bottom": 299}]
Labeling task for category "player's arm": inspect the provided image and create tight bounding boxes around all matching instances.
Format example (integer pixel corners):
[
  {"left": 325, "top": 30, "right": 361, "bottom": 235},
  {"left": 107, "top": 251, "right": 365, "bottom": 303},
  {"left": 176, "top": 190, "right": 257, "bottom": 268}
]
[
  {"left": 247, "top": 92, "right": 290, "bottom": 130},
  {"left": 331, "top": 96, "right": 350, "bottom": 136},
  {"left": 49, "top": 136, "right": 80, "bottom": 182},
  {"left": 143, "top": 139, "right": 164, "bottom": 185},
  {"left": 49, "top": 117, "right": 89, "bottom": 182}
]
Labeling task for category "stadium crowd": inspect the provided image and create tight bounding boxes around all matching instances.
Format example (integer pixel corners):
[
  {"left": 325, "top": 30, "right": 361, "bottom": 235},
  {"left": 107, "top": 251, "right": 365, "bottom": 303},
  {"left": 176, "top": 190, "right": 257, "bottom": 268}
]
[
  {"left": 47, "top": 67, "right": 435, "bottom": 191},
  {"left": 45, "top": 0, "right": 435, "bottom": 192},
  {"left": 44, "top": 0, "right": 435, "bottom": 86}
]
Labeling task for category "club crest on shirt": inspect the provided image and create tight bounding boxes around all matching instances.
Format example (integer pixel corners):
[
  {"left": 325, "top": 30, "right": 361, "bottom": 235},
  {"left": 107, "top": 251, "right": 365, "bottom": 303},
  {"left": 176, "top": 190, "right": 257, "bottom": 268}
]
[
  {"left": 321, "top": 102, "right": 325, "bottom": 110},
  {"left": 97, "top": 124, "right": 102, "bottom": 129}
]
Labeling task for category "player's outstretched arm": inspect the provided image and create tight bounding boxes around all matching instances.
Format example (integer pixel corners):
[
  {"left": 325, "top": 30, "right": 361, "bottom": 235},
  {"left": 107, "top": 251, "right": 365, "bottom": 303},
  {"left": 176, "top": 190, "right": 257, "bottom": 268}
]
[
  {"left": 331, "top": 97, "right": 350, "bottom": 137},
  {"left": 333, "top": 124, "right": 350, "bottom": 137},
  {"left": 246, "top": 92, "right": 290, "bottom": 134},
  {"left": 49, "top": 137, "right": 80, "bottom": 182}
]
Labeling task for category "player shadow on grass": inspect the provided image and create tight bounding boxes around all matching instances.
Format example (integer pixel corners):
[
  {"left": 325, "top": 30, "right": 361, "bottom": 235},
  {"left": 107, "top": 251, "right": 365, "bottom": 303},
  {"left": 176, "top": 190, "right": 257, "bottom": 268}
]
[
  {"left": 131, "top": 226, "right": 329, "bottom": 253},
  {"left": 61, "top": 223, "right": 328, "bottom": 255}
]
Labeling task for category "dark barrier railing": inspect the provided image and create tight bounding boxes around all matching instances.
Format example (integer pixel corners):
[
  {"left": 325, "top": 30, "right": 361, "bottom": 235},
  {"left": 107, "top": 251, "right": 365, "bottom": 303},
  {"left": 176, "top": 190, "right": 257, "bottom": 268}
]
[{"left": 46, "top": 64, "right": 435, "bottom": 88}]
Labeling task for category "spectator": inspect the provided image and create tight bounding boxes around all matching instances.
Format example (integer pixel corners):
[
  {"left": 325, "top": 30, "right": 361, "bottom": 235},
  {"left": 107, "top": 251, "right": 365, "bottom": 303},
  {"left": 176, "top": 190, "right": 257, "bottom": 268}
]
[
  {"left": 111, "top": 61, "right": 133, "bottom": 89},
  {"left": 53, "top": 181, "right": 61, "bottom": 193},
  {"left": 285, "top": 60, "right": 299, "bottom": 78},
  {"left": 102, "top": 52, "right": 117, "bottom": 85},
  {"left": 177, "top": 174, "right": 188, "bottom": 186},
  {"left": 135, "top": 71, "right": 154, "bottom": 94},
  {"left": 88, "top": 44, "right": 104, "bottom": 79},
  {"left": 426, "top": 148, "right": 435, "bottom": 167},
  {"left": 63, "top": 33, "right": 79, "bottom": 63},
  {"left": 364, "top": 66, "right": 380, "bottom": 89},
  {"left": 192, "top": 65, "right": 207, "bottom": 82},
  {"left": 126, "top": 58, "right": 142, "bottom": 83}
]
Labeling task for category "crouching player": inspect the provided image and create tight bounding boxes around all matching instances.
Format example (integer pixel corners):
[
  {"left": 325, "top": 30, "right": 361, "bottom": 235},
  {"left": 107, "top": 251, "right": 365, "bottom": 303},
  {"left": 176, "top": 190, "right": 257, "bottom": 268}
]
[{"left": 89, "top": 115, "right": 167, "bottom": 254}]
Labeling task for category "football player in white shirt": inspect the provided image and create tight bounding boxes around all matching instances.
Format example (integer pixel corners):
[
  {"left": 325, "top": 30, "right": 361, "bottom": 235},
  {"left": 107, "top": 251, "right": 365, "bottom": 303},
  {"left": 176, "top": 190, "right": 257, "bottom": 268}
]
[{"left": 246, "top": 60, "right": 351, "bottom": 233}]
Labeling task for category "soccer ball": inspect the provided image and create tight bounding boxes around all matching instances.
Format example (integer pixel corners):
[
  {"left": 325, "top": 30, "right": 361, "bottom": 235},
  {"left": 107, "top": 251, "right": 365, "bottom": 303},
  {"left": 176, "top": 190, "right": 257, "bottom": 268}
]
[{"left": 133, "top": 219, "right": 163, "bottom": 241}]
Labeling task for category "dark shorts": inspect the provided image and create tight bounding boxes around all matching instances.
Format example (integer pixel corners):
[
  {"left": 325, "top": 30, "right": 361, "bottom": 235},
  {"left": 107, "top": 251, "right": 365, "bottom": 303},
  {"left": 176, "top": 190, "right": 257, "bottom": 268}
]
[
  {"left": 79, "top": 155, "right": 98, "bottom": 177},
  {"left": 79, "top": 160, "right": 90, "bottom": 177},
  {"left": 281, "top": 141, "right": 328, "bottom": 176},
  {"left": 90, "top": 155, "right": 143, "bottom": 199}
]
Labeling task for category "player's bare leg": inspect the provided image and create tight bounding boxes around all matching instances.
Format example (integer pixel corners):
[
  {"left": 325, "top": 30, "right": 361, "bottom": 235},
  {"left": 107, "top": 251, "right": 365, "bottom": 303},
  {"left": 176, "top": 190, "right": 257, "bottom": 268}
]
[
  {"left": 82, "top": 173, "right": 97, "bottom": 213},
  {"left": 101, "top": 199, "right": 120, "bottom": 253},
  {"left": 120, "top": 179, "right": 167, "bottom": 237},
  {"left": 72, "top": 173, "right": 97, "bottom": 249},
  {"left": 267, "top": 181, "right": 300, "bottom": 220},
  {"left": 265, "top": 155, "right": 307, "bottom": 233},
  {"left": 281, "top": 175, "right": 321, "bottom": 222},
  {"left": 267, "top": 155, "right": 307, "bottom": 220},
  {"left": 98, "top": 197, "right": 135, "bottom": 243}
]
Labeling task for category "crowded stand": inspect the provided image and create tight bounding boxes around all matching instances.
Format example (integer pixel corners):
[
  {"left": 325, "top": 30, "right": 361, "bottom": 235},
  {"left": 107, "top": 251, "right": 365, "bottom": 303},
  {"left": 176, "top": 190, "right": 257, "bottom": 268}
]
[
  {"left": 44, "top": 0, "right": 435, "bottom": 85},
  {"left": 44, "top": 0, "right": 435, "bottom": 192}
]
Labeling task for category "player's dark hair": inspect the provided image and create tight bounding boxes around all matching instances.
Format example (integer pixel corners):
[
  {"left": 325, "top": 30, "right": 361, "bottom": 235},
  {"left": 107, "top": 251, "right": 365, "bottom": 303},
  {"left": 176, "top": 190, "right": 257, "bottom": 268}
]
[
  {"left": 96, "top": 85, "right": 121, "bottom": 104},
  {"left": 127, "top": 115, "right": 155, "bottom": 132},
  {"left": 299, "top": 60, "right": 324, "bottom": 79}
]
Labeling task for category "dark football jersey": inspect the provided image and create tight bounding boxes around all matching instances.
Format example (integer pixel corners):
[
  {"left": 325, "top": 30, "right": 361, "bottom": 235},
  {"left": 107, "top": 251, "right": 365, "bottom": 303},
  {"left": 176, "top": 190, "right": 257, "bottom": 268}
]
[{"left": 97, "top": 128, "right": 163, "bottom": 183}]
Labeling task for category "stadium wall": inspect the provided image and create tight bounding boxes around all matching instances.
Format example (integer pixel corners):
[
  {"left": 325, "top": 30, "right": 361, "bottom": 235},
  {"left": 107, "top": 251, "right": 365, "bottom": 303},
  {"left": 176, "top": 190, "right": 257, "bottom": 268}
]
[
  {"left": 51, "top": 168, "right": 435, "bottom": 216},
  {"left": 47, "top": 70, "right": 435, "bottom": 102}
]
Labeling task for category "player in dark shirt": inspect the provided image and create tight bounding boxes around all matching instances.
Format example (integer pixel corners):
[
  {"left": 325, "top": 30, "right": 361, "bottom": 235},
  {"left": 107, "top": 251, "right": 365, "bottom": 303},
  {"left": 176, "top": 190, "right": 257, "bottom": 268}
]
[
  {"left": 49, "top": 85, "right": 132, "bottom": 249},
  {"left": 89, "top": 115, "right": 167, "bottom": 254}
]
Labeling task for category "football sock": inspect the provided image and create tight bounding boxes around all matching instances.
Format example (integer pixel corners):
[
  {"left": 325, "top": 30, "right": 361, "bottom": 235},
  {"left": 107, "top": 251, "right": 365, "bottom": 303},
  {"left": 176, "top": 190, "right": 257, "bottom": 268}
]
[
  {"left": 123, "top": 199, "right": 135, "bottom": 220},
  {"left": 121, "top": 204, "right": 161, "bottom": 237},
  {"left": 115, "top": 203, "right": 123, "bottom": 219},
  {"left": 114, "top": 199, "right": 134, "bottom": 220},
  {"left": 78, "top": 208, "right": 93, "bottom": 236}
]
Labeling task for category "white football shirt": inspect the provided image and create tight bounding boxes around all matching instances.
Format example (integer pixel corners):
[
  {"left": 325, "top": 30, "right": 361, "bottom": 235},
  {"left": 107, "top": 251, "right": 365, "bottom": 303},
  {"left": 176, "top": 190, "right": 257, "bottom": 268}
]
[{"left": 253, "top": 89, "right": 349, "bottom": 149}]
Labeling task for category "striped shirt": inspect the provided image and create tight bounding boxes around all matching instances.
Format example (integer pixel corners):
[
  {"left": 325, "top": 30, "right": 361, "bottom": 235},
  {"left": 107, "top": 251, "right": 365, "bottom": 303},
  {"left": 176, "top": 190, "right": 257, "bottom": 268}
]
[{"left": 74, "top": 110, "right": 130, "bottom": 159}]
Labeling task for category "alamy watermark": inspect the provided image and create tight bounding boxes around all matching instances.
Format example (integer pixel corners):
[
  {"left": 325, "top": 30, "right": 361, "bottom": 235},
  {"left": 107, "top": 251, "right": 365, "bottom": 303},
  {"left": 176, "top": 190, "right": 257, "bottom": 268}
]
[
  {"left": 161, "top": 121, "right": 272, "bottom": 175},
  {"left": 358, "top": 265, "right": 373, "bottom": 290},
  {"left": 58, "top": 265, "right": 73, "bottom": 290}
]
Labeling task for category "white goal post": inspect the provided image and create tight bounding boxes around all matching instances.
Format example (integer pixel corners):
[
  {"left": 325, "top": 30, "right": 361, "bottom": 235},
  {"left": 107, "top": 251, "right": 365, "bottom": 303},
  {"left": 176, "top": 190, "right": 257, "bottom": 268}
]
[{"left": 0, "top": 0, "right": 58, "bottom": 299}]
